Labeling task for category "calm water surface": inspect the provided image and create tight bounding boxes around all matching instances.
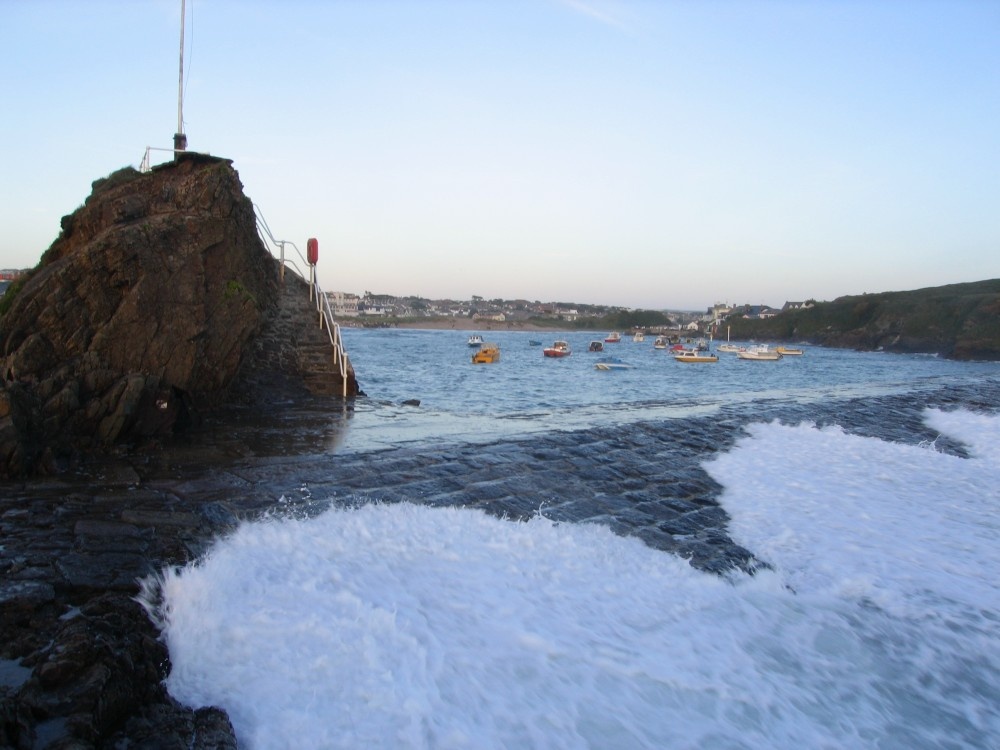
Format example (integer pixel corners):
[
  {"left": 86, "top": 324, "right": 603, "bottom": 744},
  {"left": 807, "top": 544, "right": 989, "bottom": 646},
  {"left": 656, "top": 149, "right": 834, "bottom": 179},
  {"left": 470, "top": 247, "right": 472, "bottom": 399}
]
[{"left": 339, "top": 328, "right": 1000, "bottom": 451}]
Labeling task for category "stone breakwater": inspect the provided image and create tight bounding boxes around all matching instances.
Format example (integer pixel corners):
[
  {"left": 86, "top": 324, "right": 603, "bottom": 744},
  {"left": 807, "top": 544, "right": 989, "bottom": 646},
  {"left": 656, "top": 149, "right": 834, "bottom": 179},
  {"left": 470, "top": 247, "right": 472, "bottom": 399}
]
[{"left": 1, "top": 381, "right": 998, "bottom": 747}]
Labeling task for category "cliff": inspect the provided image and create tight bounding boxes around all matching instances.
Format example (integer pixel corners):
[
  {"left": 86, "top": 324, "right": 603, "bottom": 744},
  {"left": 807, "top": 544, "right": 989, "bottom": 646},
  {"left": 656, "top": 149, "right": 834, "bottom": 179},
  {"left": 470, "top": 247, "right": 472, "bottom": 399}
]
[
  {"left": 0, "top": 154, "right": 357, "bottom": 478},
  {"left": 724, "top": 279, "right": 1000, "bottom": 359}
]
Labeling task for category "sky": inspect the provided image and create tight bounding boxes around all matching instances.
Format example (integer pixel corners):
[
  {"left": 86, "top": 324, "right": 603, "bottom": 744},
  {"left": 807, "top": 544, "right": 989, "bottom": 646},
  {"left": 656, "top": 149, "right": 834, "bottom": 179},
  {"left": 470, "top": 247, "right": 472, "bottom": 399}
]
[{"left": 3, "top": 0, "right": 998, "bottom": 311}]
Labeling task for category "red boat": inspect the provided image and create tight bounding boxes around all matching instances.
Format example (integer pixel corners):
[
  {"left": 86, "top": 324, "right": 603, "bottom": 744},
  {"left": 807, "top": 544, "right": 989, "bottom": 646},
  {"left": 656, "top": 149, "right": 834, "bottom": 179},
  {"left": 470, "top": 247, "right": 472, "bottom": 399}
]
[{"left": 543, "top": 340, "right": 571, "bottom": 357}]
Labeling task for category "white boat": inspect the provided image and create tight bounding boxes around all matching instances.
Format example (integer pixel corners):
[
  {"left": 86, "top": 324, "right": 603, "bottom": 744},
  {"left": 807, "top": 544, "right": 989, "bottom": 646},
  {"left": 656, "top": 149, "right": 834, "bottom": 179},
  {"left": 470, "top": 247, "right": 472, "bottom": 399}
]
[
  {"left": 674, "top": 349, "right": 719, "bottom": 363},
  {"left": 717, "top": 326, "right": 739, "bottom": 352},
  {"left": 737, "top": 345, "right": 783, "bottom": 361},
  {"left": 653, "top": 336, "right": 668, "bottom": 350},
  {"left": 604, "top": 332, "right": 622, "bottom": 343},
  {"left": 594, "top": 356, "right": 634, "bottom": 371},
  {"left": 632, "top": 332, "right": 645, "bottom": 343},
  {"left": 467, "top": 334, "right": 484, "bottom": 347}
]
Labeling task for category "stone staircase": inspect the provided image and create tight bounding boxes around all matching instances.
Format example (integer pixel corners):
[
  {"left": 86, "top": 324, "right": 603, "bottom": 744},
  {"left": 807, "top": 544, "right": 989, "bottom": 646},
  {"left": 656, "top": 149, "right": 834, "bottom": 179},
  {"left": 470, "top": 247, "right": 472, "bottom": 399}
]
[{"left": 235, "top": 270, "right": 358, "bottom": 401}]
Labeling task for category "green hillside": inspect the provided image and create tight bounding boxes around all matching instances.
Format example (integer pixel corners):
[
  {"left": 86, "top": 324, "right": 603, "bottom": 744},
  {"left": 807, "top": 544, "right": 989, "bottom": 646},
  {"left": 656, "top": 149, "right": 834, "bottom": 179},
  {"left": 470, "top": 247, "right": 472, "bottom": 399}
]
[{"left": 724, "top": 279, "right": 1000, "bottom": 360}]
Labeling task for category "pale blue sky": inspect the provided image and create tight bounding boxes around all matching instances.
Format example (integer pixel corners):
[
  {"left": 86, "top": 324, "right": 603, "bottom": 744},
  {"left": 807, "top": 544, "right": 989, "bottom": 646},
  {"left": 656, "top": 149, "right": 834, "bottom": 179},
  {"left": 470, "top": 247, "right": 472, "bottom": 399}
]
[{"left": 3, "top": 0, "right": 998, "bottom": 310}]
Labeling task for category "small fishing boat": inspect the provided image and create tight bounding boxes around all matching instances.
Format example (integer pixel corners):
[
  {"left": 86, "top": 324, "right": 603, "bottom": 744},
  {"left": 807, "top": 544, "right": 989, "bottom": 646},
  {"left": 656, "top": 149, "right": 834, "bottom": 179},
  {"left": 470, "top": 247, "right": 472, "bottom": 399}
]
[
  {"left": 653, "top": 336, "right": 668, "bottom": 350},
  {"left": 737, "top": 345, "right": 783, "bottom": 361},
  {"left": 674, "top": 349, "right": 719, "bottom": 363},
  {"left": 632, "top": 332, "right": 645, "bottom": 343},
  {"left": 776, "top": 346, "right": 805, "bottom": 356},
  {"left": 594, "top": 356, "right": 634, "bottom": 371},
  {"left": 717, "top": 325, "right": 739, "bottom": 352},
  {"left": 604, "top": 332, "right": 622, "bottom": 343},
  {"left": 588, "top": 340, "right": 604, "bottom": 352},
  {"left": 543, "top": 340, "right": 571, "bottom": 358},
  {"left": 467, "top": 334, "right": 484, "bottom": 347},
  {"left": 471, "top": 343, "right": 500, "bottom": 363}
]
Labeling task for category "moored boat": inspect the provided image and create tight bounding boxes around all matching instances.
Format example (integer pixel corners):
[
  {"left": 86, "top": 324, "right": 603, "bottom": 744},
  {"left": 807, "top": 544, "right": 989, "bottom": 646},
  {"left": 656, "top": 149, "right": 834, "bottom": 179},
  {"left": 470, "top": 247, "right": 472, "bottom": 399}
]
[
  {"left": 604, "top": 332, "right": 622, "bottom": 343},
  {"left": 776, "top": 346, "right": 805, "bottom": 356},
  {"left": 543, "top": 340, "right": 571, "bottom": 357},
  {"left": 674, "top": 349, "right": 719, "bottom": 363},
  {"left": 471, "top": 343, "right": 500, "bottom": 363},
  {"left": 653, "top": 336, "right": 668, "bottom": 350},
  {"left": 737, "top": 345, "right": 783, "bottom": 361},
  {"left": 588, "top": 340, "right": 605, "bottom": 352},
  {"left": 594, "top": 356, "right": 634, "bottom": 371},
  {"left": 632, "top": 332, "right": 645, "bottom": 342},
  {"left": 467, "top": 334, "right": 484, "bottom": 347},
  {"left": 717, "top": 325, "right": 738, "bottom": 352}
]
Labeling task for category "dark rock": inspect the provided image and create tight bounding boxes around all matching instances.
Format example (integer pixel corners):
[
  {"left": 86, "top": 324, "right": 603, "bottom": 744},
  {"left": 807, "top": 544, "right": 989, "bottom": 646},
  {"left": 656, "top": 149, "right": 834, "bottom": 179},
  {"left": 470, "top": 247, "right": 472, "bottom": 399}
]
[{"left": 0, "top": 155, "right": 360, "bottom": 479}]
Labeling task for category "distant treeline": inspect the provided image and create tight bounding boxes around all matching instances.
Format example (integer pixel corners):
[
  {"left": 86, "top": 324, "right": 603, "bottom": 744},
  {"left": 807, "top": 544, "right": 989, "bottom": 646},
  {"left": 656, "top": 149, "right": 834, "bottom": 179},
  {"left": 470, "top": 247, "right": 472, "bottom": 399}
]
[{"left": 724, "top": 279, "right": 1000, "bottom": 360}]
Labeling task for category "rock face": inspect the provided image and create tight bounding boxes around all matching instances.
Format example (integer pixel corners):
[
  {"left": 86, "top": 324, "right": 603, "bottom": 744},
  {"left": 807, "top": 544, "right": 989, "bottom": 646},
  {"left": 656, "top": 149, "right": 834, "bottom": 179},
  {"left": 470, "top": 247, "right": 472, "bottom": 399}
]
[{"left": 0, "top": 154, "right": 357, "bottom": 478}]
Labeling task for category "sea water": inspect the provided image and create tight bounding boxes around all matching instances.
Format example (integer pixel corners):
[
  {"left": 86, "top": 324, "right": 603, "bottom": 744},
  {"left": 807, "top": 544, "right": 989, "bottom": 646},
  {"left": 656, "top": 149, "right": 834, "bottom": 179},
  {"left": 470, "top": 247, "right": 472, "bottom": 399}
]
[{"left": 144, "top": 331, "right": 1000, "bottom": 749}]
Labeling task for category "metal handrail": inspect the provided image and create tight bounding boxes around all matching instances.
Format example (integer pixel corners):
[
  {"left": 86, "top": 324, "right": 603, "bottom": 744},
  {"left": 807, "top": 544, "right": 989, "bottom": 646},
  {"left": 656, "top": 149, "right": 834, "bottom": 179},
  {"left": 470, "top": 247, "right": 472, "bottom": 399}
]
[
  {"left": 139, "top": 145, "right": 212, "bottom": 172},
  {"left": 253, "top": 204, "right": 352, "bottom": 397}
]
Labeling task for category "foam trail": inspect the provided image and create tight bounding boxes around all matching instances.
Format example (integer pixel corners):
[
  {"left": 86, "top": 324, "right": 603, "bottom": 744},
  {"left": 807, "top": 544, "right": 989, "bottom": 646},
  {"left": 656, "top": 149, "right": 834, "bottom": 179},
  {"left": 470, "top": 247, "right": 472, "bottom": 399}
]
[{"left": 147, "top": 409, "right": 1000, "bottom": 749}]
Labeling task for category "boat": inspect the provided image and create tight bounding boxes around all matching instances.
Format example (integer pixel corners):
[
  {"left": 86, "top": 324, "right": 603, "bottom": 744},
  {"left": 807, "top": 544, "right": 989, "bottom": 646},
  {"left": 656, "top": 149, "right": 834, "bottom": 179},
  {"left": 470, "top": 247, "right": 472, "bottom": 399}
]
[
  {"left": 594, "top": 356, "right": 634, "bottom": 371},
  {"left": 674, "top": 349, "right": 719, "bottom": 363},
  {"left": 776, "top": 346, "right": 805, "bottom": 356},
  {"left": 528, "top": 340, "right": 543, "bottom": 346},
  {"left": 467, "top": 334, "right": 484, "bottom": 347},
  {"left": 653, "top": 336, "right": 668, "bottom": 350},
  {"left": 717, "top": 325, "right": 739, "bottom": 352},
  {"left": 632, "top": 332, "right": 645, "bottom": 343},
  {"left": 737, "top": 345, "right": 783, "bottom": 361},
  {"left": 588, "top": 340, "right": 604, "bottom": 353},
  {"left": 604, "top": 332, "right": 622, "bottom": 343},
  {"left": 543, "top": 340, "right": 571, "bottom": 358},
  {"left": 471, "top": 343, "right": 500, "bottom": 364}
]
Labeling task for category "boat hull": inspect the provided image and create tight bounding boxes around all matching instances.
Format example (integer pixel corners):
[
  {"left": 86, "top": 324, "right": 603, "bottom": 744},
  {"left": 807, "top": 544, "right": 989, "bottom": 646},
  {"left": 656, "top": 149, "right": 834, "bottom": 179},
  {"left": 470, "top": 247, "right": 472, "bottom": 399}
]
[{"left": 674, "top": 352, "right": 718, "bottom": 363}]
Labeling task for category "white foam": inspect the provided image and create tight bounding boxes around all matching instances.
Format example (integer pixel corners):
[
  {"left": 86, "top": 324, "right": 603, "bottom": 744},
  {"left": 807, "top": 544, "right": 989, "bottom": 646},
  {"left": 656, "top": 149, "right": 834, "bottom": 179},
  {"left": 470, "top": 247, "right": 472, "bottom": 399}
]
[{"left": 146, "top": 409, "right": 1000, "bottom": 749}]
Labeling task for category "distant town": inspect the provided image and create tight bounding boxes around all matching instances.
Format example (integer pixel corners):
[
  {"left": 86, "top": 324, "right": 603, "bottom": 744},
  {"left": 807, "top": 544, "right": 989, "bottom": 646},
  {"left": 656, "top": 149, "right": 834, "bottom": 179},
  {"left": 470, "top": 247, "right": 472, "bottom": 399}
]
[
  {"left": 0, "top": 266, "right": 814, "bottom": 334},
  {"left": 324, "top": 290, "right": 816, "bottom": 333}
]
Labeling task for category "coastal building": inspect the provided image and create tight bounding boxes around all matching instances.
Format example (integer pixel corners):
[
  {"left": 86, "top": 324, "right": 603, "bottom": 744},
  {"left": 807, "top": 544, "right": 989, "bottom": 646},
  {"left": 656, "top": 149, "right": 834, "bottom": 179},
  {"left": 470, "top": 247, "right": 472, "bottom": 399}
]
[
  {"left": 326, "top": 291, "right": 360, "bottom": 317},
  {"left": 782, "top": 300, "right": 815, "bottom": 312}
]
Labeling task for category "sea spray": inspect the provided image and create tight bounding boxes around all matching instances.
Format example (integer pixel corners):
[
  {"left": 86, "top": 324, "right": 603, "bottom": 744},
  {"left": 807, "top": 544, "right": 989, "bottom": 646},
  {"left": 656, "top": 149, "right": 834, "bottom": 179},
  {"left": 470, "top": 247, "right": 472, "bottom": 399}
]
[{"left": 143, "top": 408, "right": 1000, "bottom": 749}]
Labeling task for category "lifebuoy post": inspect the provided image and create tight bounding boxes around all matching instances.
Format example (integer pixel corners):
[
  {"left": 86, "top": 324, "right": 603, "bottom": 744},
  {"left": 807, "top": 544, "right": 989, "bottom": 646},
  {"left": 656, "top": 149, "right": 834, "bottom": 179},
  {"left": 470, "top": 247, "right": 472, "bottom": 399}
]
[{"left": 306, "top": 238, "right": 319, "bottom": 300}]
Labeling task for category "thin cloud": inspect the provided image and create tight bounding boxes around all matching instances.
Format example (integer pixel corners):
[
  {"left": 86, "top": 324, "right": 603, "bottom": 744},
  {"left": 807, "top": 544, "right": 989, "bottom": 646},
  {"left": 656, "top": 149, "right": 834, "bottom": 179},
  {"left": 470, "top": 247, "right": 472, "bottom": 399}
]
[{"left": 556, "top": 0, "right": 632, "bottom": 32}]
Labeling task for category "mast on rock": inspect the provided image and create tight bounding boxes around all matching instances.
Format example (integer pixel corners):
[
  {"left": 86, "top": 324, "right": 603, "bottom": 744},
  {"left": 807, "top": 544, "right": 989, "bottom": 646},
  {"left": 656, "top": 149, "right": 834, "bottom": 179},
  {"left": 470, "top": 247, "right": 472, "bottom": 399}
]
[{"left": 173, "top": 0, "right": 188, "bottom": 156}]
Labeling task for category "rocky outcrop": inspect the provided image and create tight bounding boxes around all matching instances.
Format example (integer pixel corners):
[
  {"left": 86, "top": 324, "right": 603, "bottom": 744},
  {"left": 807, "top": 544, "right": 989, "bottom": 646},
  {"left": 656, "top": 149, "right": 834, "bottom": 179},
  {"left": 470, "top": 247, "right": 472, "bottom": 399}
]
[{"left": 0, "top": 154, "right": 357, "bottom": 478}]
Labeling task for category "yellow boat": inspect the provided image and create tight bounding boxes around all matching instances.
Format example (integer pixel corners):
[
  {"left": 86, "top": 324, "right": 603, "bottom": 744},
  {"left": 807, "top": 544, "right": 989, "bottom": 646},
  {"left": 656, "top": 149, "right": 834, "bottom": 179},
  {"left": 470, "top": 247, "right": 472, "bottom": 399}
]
[
  {"left": 776, "top": 346, "right": 805, "bottom": 356},
  {"left": 471, "top": 343, "right": 501, "bottom": 364}
]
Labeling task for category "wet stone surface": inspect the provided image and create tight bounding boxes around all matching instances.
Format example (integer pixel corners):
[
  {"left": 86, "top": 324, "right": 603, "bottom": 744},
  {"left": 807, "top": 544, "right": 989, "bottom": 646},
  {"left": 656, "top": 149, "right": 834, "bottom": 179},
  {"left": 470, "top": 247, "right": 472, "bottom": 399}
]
[{"left": 1, "top": 379, "right": 999, "bottom": 747}]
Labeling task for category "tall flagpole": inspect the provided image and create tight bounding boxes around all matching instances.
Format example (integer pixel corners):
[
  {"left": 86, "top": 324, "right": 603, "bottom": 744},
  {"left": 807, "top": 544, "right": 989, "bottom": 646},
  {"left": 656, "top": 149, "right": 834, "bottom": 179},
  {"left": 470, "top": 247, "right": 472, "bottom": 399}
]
[{"left": 173, "top": 0, "right": 188, "bottom": 156}]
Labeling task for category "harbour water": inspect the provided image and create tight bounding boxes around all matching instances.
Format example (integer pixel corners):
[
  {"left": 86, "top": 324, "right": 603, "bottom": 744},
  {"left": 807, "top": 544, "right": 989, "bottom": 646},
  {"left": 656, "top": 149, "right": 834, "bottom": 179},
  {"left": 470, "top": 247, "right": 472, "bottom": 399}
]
[{"left": 145, "top": 331, "right": 1000, "bottom": 749}]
